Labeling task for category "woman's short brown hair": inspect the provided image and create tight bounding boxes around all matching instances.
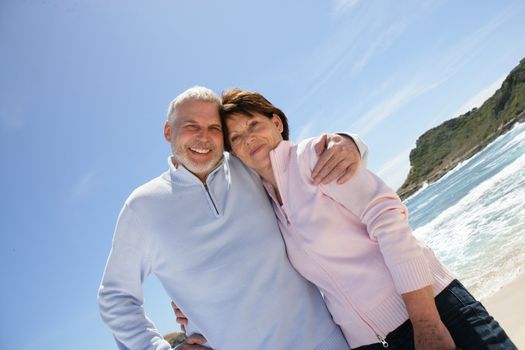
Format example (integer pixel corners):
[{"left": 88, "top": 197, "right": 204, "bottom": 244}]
[{"left": 220, "top": 88, "right": 289, "bottom": 151}]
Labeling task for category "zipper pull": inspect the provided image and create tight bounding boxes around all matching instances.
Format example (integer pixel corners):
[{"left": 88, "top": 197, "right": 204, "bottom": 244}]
[
  {"left": 377, "top": 335, "right": 389, "bottom": 348},
  {"left": 283, "top": 212, "right": 291, "bottom": 225}
]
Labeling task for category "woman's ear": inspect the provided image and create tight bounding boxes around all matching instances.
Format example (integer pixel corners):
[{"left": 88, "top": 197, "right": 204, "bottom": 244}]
[{"left": 272, "top": 113, "right": 284, "bottom": 133}]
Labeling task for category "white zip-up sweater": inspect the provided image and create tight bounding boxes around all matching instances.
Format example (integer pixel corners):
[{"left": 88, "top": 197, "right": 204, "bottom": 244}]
[
  {"left": 98, "top": 153, "right": 348, "bottom": 350},
  {"left": 264, "top": 139, "right": 455, "bottom": 348}
]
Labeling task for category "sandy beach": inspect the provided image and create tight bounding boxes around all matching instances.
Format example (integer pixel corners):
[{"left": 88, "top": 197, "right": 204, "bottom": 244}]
[{"left": 482, "top": 272, "right": 525, "bottom": 348}]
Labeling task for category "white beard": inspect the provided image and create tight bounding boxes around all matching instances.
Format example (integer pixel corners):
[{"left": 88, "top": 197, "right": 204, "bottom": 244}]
[{"left": 172, "top": 141, "right": 224, "bottom": 178}]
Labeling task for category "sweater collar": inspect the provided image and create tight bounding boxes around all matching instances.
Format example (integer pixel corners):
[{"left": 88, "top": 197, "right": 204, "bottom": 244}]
[{"left": 167, "top": 153, "right": 228, "bottom": 185}]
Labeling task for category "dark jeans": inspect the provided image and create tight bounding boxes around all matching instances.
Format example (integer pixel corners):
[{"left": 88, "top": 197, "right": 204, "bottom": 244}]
[{"left": 354, "top": 280, "right": 517, "bottom": 350}]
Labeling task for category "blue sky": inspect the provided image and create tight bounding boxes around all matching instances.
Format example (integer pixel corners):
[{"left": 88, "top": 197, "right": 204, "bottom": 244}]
[{"left": 1, "top": 1, "right": 524, "bottom": 349}]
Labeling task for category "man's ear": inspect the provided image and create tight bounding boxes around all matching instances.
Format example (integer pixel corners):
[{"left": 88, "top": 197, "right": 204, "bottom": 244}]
[{"left": 164, "top": 121, "right": 171, "bottom": 142}]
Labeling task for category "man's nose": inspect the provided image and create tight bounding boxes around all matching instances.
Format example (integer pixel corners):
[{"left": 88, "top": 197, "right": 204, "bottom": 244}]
[{"left": 196, "top": 128, "right": 210, "bottom": 139}]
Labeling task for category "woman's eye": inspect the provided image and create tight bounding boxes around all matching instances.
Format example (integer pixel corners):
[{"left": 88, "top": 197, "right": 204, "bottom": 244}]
[{"left": 230, "top": 136, "right": 239, "bottom": 143}]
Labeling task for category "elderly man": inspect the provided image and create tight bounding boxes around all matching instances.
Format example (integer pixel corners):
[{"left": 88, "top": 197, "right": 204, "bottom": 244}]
[{"left": 98, "top": 86, "right": 366, "bottom": 349}]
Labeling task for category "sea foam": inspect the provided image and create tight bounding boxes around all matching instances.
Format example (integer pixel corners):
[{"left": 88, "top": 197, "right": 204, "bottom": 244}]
[{"left": 407, "top": 122, "right": 525, "bottom": 300}]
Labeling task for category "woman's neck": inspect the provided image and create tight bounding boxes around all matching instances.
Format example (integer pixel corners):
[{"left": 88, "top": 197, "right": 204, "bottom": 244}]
[
  {"left": 258, "top": 167, "right": 277, "bottom": 189},
  {"left": 258, "top": 168, "right": 283, "bottom": 206}
]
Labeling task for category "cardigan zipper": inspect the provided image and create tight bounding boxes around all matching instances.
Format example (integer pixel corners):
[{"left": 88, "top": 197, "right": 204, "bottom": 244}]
[
  {"left": 280, "top": 197, "right": 389, "bottom": 349},
  {"left": 286, "top": 221, "right": 390, "bottom": 347},
  {"left": 270, "top": 142, "right": 389, "bottom": 348},
  {"left": 377, "top": 335, "right": 389, "bottom": 348}
]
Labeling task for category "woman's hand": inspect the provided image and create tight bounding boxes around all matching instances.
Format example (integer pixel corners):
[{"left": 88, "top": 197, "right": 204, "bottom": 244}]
[
  {"left": 173, "top": 334, "right": 210, "bottom": 350},
  {"left": 402, "top": 286, "right": 456, "bottom": 350},
  {"left": 172, "top": 301, "right": 189, "bottom": 332},
  {"left": 412, "top": 318, "right": 456, "bottom": 350},
  {"left": 171, "top": 301, "right": 210, "bottom": 348}
]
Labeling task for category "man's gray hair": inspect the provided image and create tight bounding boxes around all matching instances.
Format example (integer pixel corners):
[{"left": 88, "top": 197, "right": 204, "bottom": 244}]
[{"left": 167, "top": 86, "right": 222, "bottom": 125}]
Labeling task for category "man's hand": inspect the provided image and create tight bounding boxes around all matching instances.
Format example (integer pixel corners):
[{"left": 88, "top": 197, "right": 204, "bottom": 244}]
[
  {"left": 173, "top": 334, "right": 210, "bottom": 349},
  {"left": 312, "top": 133, "right": 361, "bottom": 185},
  {"left": 172, "top": 301, "right": 189, "bottom": 332}
]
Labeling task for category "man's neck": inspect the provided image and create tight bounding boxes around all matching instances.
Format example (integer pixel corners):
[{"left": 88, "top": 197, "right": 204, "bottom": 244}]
[{"left": 170, "top": 156, "right": 224, "bottom": 183}]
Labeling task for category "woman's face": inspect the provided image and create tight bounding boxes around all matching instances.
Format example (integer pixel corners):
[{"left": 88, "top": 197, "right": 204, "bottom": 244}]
[{"left": 226, "top": 112, "right": 284, "bottom": 174}]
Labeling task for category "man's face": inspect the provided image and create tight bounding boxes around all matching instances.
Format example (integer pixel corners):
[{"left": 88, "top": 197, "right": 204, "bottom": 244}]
[{"left": 164, "top": 99, "right": 224, "bottom": 181}]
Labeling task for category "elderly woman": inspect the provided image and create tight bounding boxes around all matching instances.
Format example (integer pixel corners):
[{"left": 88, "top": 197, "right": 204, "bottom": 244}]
[{"left": 210, "top": 88, "right": 515, "bottom": 350}]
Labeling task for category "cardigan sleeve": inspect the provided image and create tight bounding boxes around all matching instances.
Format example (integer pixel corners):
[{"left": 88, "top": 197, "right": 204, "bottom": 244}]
[
  {"left": 299, "top": 138, "right": 434, "bottom": 294},
  {"left": 98, "top": 203, "right": 171, "bottom": 350}
]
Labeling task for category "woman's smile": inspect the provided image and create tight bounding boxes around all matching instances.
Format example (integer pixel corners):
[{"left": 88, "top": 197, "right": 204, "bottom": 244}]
[
  {"left": 249, "top": 144, "right": 265, "bottom": 157},
  {"left": 225, "top": 112, "right": 284, "bottom": 182}
]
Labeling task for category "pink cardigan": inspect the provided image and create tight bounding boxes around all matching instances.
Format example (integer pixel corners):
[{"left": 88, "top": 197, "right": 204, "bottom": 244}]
[{"left": 263, "top": 139, "right": 455, "bottom": 348}]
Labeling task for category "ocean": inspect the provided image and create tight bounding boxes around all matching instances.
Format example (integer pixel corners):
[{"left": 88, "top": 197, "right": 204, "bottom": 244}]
[{"left": 405, "top": 121, "right": 525, "bottom": 300}]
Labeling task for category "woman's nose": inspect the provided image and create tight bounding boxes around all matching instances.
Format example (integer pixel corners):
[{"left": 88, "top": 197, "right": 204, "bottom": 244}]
[{"left": 246, "top": 132, "right": 257, "bottom": 145}]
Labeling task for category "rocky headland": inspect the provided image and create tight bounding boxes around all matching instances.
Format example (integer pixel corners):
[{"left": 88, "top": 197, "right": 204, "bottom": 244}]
[{"left": 398, "top": 58, "right": 525, "bottom": 199}]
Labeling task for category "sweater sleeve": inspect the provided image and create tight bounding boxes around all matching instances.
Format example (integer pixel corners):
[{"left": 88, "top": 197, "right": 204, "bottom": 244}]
[
  {"left": 345, "top": 133, "right": 369, "bottom": 168},
  {"left": 300, "top": 139, "right": 434, "bottom": 294},
  {"left": 98, "top": 203, "right": 171, "bottom": 350}
]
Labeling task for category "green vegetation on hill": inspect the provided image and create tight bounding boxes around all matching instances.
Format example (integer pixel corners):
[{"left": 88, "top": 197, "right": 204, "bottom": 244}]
[{"left": 398, "top": 58, "right": 525, "bottom": 199}]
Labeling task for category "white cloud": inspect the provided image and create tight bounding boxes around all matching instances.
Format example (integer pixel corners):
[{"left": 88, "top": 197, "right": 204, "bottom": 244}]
[
  {"left": 71, "top": 170, "right": 98, "bottom": 199},
  {"left": 347, "top": 81, "right": 435, "bottom": 137},
  {"left": 364, "top": 5, "right": 517, "bottom": 187},
  {"left": 287, "top": 0, "right": 519, "bottom": 145},
  {"left": 356, "top": 5, "right": 517, "bottom": 186},
  {"left": 339, "top": 4, "right": 516, "bottom": 137},
  {"left": 351, "top": 20, "right": 408, "bottom": 75},
  {"left": 452, "top": 75, "right": 506, "bottom": 117},
  {"left": 424, "top": 5, "right": 517, "bottom": 86},
  {"left": 295, "top": 119, "right": 315, "bottom": 141},
  {"left": 376, "top": 146, "right": 413, "bottom": 190},
  {"left": 333, "top": 0, "right": 360, "bottom": 16}
]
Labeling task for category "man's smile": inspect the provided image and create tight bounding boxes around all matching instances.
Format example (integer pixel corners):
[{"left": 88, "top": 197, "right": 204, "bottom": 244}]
[{"left": 190, "top": 147, "right": 212, "bottom": 154}]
